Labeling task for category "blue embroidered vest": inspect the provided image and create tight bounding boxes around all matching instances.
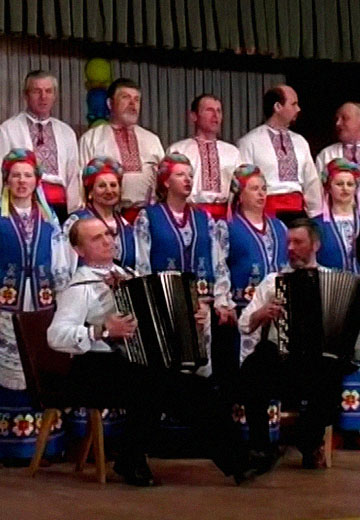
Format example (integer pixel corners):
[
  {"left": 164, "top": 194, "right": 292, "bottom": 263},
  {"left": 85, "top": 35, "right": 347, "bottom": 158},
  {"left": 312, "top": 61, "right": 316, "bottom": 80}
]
[
  {"left": 146, "top": 204, "right": 214, "bottom": 294},
  {"left": 0, "top": 210, "right": 55, "bottom": 311},
  {"left": 228, "top": 214, "right": 288, "bottom": 305},
  {"left": 313, "top": 213, "right": 360, "bottom": 274}
]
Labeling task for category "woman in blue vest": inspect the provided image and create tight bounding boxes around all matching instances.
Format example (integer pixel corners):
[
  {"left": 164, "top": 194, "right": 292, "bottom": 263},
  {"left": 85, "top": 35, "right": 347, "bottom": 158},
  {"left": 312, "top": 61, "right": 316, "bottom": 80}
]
[
  {"left": 216, "top": 164, "right": 288, "bottom": 364},
  {"left": 134, "top": 153, "right": 215, "bottom": 296},
  {"left": 0, "top": 148, "right": 70, "bottom": 462},
  {"left": 63, "top": 156, "right": 135, "bottom": 274},
  {"left": 313, "top": 158, "right": 360, "bottom": 273},
  {"left": 134, "top": 153, "right": 219, "bottom": 377},
  {"left": 313, "top": 158, "right": 360, "bottom": 438}
]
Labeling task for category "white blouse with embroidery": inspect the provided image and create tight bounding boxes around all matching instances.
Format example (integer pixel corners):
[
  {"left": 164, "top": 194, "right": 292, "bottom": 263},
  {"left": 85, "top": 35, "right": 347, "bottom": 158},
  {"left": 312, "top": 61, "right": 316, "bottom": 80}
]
[{"left": 333, "top": 214, "right": 355, "bottom": 265}]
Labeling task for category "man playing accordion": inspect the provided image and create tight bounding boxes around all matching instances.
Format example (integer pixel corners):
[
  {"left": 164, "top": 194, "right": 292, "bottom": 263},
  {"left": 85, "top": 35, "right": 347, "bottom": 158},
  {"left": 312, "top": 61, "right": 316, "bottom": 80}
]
[
  {"left": 238, "top": 218, "right": 360, "bottom": 471},
  {"left": 48, "top": 217, "right": 250, "bottom": 486}
]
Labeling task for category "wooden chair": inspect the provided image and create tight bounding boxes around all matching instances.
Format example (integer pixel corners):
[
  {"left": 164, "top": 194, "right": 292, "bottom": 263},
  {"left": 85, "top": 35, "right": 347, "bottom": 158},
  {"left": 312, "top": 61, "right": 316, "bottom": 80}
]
[{"left": 13, "top": 309, "right": 107, "bottom": 483}]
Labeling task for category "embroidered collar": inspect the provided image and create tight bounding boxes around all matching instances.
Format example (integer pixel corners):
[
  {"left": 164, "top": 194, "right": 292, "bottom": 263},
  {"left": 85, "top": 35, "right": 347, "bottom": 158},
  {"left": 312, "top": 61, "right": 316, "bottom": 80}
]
[
  {"left": 89, "top": 264, "right": 114, "bottom": 272},
  {"left": 164, "top": 203, "right": 190, "bottom": 229},
  {"left": 266, "top": 123, "right": 289, "bottom": 133},
  {"left": 12, "top": 204, "right": 32, "bottom": 216},
  {"left": 26, "top": 111, "right": 51, "bottom": 124},
  {"left": 238, "top": 210, "right": 267, "bottom": 235},
  {"left": 111, "top": 124, "right": 136, "bottom": 132},
  {"left": 194, "top": 136, "right": 217, "bottom": 144},
  {"left": 343, "top": 141, "right": 360, "bottom": 146}
]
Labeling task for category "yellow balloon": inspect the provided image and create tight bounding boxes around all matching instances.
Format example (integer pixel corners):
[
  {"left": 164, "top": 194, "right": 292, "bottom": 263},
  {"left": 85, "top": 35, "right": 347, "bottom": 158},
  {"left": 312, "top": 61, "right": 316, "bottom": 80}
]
[{"left": 85, "top": 58, "right": 112, "bottom": 83}]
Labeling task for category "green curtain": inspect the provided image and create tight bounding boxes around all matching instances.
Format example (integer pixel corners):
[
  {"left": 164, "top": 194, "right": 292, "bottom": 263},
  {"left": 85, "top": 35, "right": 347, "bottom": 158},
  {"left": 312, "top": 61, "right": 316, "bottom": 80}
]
[{"left": 1, "top": 0, "right": 360, "bottom": 62}]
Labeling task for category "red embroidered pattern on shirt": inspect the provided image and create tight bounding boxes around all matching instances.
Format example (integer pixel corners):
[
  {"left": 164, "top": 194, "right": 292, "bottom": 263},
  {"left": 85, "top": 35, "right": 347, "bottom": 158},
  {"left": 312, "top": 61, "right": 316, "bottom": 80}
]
[
  {"left": 27, "top": 119, "right": 59, "bottom": 176},
  {"left": 343, "top": 143, "right": 360, "bottom": 164},
  {"left": 195, "top": 138, "right": 221, "bottom": 192},
  {"left": 113, "top": 127, "right": 142, "bottom": 172},
  {"left": 268, "top": 129, "right": 298, "bottom": 182}
]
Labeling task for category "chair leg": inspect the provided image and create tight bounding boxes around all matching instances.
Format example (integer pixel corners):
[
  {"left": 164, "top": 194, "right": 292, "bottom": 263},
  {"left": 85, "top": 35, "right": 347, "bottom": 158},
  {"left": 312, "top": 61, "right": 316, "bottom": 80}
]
[
  {"left": 29, "top": 408, "right": 58, "bottom": 477},
  {"left": 89, "top": 409, "right": 106, "bottom": 484},
  {"left": 75, "top": 413, "right": 94, "bottom": 473},
  {"left": 324, "top": 425, "right": 333, "bottom": 468}
]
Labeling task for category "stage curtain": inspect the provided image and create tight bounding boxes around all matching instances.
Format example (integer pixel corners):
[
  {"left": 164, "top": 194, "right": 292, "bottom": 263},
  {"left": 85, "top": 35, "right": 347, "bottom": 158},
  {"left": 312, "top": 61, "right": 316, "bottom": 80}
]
[
  {"left": 0, "top": 36, "right": 284, "bottom": 147},
  {"left": 0, "top": 1, "right": 359, "bottom": 61}
]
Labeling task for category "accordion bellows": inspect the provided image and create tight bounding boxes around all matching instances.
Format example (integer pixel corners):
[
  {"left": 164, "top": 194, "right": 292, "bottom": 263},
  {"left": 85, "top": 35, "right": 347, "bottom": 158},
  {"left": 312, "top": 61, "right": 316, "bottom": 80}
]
[
  {"left": 276, "top": 269, "right": 360, "bottom": 359},
  {"left": 113, "top": 272, "right": 208, "bottom": 370}
]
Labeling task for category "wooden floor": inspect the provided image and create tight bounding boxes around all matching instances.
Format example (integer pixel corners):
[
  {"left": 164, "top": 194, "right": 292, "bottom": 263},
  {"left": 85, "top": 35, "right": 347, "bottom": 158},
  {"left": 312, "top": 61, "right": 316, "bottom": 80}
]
[{"left": 1, "top": 448, "right": 360, "bottom": 520}]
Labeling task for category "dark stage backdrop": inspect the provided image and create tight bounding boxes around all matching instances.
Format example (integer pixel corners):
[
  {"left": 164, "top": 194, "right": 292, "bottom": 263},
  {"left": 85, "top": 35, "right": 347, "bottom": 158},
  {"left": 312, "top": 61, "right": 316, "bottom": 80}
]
[{"left": 287, "top": 61, "right": 360, "bottom": 158}]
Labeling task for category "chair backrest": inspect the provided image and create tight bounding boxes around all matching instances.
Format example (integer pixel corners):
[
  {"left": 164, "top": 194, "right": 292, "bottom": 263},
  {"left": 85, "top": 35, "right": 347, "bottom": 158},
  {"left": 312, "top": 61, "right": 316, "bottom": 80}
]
[{"left": 13, "top": 309, "right": 72, "bottom": 409}]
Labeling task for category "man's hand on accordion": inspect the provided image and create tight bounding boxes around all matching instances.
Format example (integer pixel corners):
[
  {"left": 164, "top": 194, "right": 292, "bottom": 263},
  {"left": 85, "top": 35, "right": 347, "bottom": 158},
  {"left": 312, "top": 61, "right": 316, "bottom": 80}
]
[
  {"left": 194, "top": 300, "right": 211, "bottom": 329},
  {"left": 249, "top": 298, "right": 284, "bottom": 333},
  {"left": 104, "top": 314, "right": 138, "bottom": 339}
]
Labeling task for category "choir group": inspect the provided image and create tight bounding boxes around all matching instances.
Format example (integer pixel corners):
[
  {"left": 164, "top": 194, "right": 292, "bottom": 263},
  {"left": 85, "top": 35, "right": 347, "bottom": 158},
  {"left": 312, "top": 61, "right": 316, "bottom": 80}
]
[{"left": 1, "top": 69, "right": 359, "bottom": 484}]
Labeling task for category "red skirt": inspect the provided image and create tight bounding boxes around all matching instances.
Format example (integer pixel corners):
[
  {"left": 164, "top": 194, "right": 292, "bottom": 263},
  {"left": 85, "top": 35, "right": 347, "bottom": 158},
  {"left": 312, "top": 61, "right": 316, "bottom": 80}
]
[{"left": 195, "top": 203, "right": 227, "bottom": 221}]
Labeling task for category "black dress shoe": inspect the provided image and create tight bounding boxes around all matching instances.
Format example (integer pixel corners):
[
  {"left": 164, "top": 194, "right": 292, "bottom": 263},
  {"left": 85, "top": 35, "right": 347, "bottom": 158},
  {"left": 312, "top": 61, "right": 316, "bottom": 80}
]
[
  {"left": 230, "top": 452, "right": 257, "bottom": 485},
  {"left": 113, "top": 454, "right": 155, "bottom": 487},
  {"left": 233, "top": 466, "right": 257, "bottom": 485},
  {"left": 250, "top": 446, "right": 282, "bottom": 475}
]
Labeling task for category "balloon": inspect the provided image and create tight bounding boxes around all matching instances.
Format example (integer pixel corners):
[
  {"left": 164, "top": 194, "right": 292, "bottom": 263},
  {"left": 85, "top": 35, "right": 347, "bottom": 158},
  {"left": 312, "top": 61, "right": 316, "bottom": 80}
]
[
  {"left": 85, "top": 79, "right": 111, "bottom": 90},
  {"left": 85, "top": 58, "right": 112, "bottom": 84},
  {"left": 86, "top": 88, "right": 109, "bottom": 122}
]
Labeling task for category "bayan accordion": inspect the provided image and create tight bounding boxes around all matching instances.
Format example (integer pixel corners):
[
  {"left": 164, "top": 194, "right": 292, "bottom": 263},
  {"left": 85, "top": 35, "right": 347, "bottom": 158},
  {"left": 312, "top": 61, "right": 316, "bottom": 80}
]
[
  {"left": 275, "top": 269, "right": 360, "bottom": 359},
  {"left": 113, "top": 271, "right": 208, "bottom": 370}
]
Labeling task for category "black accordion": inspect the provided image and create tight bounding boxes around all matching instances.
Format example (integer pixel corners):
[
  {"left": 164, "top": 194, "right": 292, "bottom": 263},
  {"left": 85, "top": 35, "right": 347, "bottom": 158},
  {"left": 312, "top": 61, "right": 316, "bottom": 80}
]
[
  {"left": 113, "top": 271, "right": 208, "bottom": 370},
  {"left": 275, "top": 269, "right": 360, "bottom": 359}
]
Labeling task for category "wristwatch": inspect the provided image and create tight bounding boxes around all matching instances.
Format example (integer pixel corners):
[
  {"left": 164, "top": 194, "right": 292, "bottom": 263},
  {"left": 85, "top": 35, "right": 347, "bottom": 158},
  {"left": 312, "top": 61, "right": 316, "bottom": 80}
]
[{"left": 89, "top": 324, "right": 110, "bottom": 341}]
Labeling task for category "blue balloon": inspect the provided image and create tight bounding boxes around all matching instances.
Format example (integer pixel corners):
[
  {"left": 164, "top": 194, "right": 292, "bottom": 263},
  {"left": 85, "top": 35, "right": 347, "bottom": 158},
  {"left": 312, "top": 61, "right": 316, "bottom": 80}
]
[{"left": 86, "top": 88, "right": 109, "bottom": 122}]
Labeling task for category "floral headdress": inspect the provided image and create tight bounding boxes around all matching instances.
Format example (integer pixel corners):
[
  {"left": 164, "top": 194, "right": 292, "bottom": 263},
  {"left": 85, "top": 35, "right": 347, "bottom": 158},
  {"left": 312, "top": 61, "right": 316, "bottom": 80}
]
[
  {"left": 1, "top": 148, "right": 53, "bottom": 221},
  {"left": 321, "top": 158, "right": 360, "bottom": 221},
  {"left": 155, "top": 153, "right": 192, "bottom": 201}
]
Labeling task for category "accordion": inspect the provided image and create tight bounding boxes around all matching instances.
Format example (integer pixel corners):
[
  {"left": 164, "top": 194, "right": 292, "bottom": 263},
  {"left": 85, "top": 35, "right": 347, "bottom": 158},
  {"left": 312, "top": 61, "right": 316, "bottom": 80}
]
[
  {"left": 113, "top": 271, "right": 208, "bottom": 370},
  {"left": 275, "top": 269, "right": 360, "bottom": 359}
]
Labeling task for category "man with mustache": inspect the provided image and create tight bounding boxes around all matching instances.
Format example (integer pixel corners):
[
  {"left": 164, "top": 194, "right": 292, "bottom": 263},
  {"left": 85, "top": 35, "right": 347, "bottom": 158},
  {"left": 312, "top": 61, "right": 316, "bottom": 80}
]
[
  {"left": 238, "top": 219, "right": 346, "bottom": 472},
  {"left": 237, "top": 85, "right": 322, "bottom": 225},
  {"left": 79, "top": 78, "right": 164, "bottom": 224}
]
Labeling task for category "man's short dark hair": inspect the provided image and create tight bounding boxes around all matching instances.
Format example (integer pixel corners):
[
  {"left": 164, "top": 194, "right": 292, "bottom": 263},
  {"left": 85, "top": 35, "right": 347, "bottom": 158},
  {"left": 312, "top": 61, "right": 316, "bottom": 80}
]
[
  {"left": 190, "top": 93, "right": 221, "bottom": 114},
  {"left": 263, "top": 87, "right": 286, "bottom": 119},
  {"left": 287, "top": 218, "right": 321, "bottom": 243},
  {"left": 107, "top": 78, "right": 141, "bottom": 100},
  {"left": 69, "top": 219, "right": 85, "bottom": 247}
]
